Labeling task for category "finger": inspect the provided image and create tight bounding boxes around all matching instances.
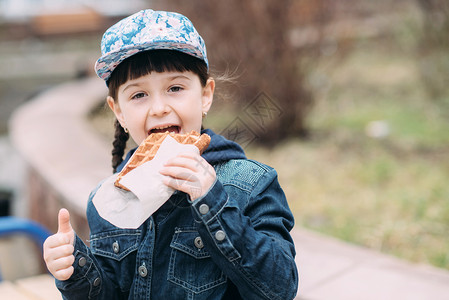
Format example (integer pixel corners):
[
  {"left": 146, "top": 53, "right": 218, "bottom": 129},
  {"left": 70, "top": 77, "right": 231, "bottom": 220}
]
[
  {"left": 57, "top": 208, "right": 73, "bottom": 235},
  {"left": 53, "top": 266, "right": 74, "bottom": 281},
  {"left": 160, "top": 167, "right": 197, "bottom": 182},
  {"left": 174, "top": 154, "right": 213, "bottom": 175},
  {"left": 175, "top": 152, "right": 200, "bottom": 159},
  {"left": 164, "top": 156, "right": 200, "bottom": 172},
  {"left": 165, "top": 176, "right": 204, "bottom": 200},
  {"left": 44, "top": 234, "right": 72, "bottom": 249},
  {"left": 44, "top": 248, "right": 75, "bottom": 272},
  {"left": 44, "top": 242, "right": 75, "bottom": 262},
  {"left": 51, "top": 254, "right": 75, "bottom": 272}
]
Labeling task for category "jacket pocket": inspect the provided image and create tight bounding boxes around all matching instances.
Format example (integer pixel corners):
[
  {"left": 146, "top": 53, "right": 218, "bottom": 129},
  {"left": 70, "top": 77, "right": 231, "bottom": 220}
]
[
  {"left": 90, "top": 229, "right": 141, "bottom": 261},
  {"left": 168, "top": 227, "right": 227, "bottom": 294},
  {"left": 89, "top": 229, "right": 141, "bottom": 293}
]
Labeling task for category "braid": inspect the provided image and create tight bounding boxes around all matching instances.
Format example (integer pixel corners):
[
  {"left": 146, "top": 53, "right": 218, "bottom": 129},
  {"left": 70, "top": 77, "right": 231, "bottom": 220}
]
[{"left": 111, "top": 119, "right": 129, "bottom": 173}]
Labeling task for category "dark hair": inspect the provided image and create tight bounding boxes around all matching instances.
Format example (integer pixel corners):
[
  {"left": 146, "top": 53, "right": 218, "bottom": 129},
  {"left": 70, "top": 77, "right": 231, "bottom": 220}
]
[{"left": 108, "top": 50, "right": 209, "bottom": 173}]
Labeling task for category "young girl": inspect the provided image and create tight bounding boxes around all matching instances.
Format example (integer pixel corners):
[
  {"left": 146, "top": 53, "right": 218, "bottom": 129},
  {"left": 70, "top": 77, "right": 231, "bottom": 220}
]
[{"left": 43, "top": 9, "right": 298, "bottom": 300}]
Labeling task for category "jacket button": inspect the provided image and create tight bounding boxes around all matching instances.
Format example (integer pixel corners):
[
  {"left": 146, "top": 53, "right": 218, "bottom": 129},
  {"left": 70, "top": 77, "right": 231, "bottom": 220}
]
[
  {"left": 112, "top": 241, "right": 120, "bottom": 253},
  {"left": 93, "top": 277, "right": 101, "bottom": 286},
  {"left": 138, "top": 264, "right": 148, "bottom": 277},
  {"left": 78, "top": 257, "right": 86, "bottom": 267},
  {"left": 215, "top": 230, "right": 226, "bottom": 241},
  {"left": 194, "top": 236, "right": 204, "bottom": 249},
  {"left": 199, "top": 204, "right": 209, "bottom": 215}
]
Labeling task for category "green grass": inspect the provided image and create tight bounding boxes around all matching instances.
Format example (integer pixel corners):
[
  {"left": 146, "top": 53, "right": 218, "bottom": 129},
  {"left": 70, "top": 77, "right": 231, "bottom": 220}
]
[
  {"left": 246, "top": 131, "right": 449, "bottom": 269},
  {"left": 240, "top": 40, "right": 449, "bottom": 269}
]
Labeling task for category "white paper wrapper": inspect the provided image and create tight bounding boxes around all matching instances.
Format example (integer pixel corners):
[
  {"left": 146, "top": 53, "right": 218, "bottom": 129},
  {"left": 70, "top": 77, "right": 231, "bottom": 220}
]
[{"left": 92, "top": 136, "right": 199, "bottom": 229}]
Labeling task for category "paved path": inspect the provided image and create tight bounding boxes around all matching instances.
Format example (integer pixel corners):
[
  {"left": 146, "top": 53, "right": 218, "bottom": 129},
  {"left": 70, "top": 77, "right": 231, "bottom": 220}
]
[
  {"left": 3, "top": 78, "right": 449, "bottom": 299},
  {"left": 293, "top": 229, "right": 449, "bottom": 299}
]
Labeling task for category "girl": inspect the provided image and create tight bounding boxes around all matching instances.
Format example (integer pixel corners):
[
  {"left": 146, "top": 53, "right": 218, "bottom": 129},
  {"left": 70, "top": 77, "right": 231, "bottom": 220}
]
[{"left": 43, "top": 9, "right": 298, "bottom": 300}]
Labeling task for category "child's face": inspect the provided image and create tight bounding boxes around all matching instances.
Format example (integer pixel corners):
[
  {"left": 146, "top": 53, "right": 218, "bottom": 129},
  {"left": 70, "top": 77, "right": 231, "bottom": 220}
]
[{"left": 108, "top": 71, "right": 214, "bottom": 145}]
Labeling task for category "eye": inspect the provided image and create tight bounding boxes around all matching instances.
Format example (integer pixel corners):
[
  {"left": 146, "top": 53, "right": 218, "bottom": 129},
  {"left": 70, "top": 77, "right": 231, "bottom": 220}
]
[
  {"left": 168, "top": 86, "right": 183, "bottom": 93},
  {"left": 131, "top": 92, "right": 147, "bottom": 100}
]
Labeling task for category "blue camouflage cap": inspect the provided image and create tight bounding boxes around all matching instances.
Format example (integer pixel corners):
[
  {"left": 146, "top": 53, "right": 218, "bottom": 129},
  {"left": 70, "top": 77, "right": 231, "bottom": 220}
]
[{"left": 95, "top": 9, "right": 208, "bottom": 82}]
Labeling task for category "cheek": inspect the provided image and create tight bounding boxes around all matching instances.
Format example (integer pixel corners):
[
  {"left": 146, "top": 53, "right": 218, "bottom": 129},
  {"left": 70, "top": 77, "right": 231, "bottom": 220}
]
[
  {"left": 128, "top": 126, "right": 147, "bottom": 145},
  {"left": 189, "top": 113, "right": 204, "bottom": 132},
  {"left": 122, "top": 108, "right": 147, "bottom": 135},
  {"left": 182, "top": 103, "right": 203, "bottom": 121},
  {"left": 122, "top": 104, "right": 146, "bottom": 122}
]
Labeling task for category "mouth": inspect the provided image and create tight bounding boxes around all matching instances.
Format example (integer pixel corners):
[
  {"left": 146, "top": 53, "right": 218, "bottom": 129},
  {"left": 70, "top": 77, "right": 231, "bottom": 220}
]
[{"left": 148, "top": 125, "right": 180, "bottom": 135}]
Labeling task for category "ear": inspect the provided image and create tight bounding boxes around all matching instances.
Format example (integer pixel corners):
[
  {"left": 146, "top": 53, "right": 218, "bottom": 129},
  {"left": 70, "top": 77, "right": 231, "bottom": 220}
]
[
  {"left": 201, "top": 78, "right": 215, "bottom": 114},
  {"left": 107, "top": 96, "right": 125, "bottom": 126}
]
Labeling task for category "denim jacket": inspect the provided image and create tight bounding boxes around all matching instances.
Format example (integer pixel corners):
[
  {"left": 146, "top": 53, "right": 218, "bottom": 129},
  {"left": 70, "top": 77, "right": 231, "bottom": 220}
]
[{"left": 56, "top": 130, "right": 298, "bottom": 299}]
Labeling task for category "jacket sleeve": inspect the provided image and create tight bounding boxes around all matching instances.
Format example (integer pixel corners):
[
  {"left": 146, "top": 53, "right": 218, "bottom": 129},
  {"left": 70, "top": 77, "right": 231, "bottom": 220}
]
[
  {"left": 190, "top": 167, "right": 299, "bottom": 300},
  {"left": 55, "top": 234, "right": 119, "bottom": 300}
]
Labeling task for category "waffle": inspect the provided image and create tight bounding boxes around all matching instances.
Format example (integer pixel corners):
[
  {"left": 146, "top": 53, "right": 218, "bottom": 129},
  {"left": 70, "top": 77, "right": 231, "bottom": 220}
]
[{"left": 115, "top": 130, "right": 210, "bottom": 190}]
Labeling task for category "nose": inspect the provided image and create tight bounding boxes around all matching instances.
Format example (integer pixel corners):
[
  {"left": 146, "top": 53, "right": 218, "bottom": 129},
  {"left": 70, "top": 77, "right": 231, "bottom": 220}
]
[{"left": 149, "top": 95, "right": 169, "bottom": 117}]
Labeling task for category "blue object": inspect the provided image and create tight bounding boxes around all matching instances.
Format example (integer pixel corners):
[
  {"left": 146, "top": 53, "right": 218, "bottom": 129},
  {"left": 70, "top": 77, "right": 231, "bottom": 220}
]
[{"left": 0, "top": 216, "right": 51, "bottom": 281}]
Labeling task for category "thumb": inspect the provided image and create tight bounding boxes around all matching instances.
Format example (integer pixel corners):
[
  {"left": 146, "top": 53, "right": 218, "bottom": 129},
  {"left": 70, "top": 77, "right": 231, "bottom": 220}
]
[{"left": 57, "top": 208, "right": 73, "bottom": 234}]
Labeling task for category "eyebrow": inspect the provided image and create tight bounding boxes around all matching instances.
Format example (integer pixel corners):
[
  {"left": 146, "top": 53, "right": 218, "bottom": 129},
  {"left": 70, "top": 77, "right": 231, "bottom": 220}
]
[
  {"left": 166, "top": 74, "right": 192, "bottom": 82},
  {"left": 122, "top": 74, "right": 192, "bottom": 93},
  {"left": 122, "top": 82, "right": 144, "bottom": 93}
]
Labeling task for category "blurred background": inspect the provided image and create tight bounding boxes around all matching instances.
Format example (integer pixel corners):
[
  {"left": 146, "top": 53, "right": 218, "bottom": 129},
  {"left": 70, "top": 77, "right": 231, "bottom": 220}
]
[{"left": 0, "top": 0, "right": 448, "bottom": 283}]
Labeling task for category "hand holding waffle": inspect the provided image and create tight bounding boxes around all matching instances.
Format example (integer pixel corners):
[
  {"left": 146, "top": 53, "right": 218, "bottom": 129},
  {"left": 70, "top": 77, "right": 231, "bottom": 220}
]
[
  {"left": 118, "top": 130, "right": 212, "bottom": 201},
  {"left": 92, "top": 131, "right": 211, "bottom": 228},
  {"left": 160, "top": 150, "right": 216, "bottom": 201}
]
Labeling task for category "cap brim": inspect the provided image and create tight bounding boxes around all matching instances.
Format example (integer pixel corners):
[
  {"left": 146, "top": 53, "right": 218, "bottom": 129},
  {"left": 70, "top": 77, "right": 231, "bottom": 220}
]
[{"left": 95, "top": 42, "right": 207, "bottom": 82}]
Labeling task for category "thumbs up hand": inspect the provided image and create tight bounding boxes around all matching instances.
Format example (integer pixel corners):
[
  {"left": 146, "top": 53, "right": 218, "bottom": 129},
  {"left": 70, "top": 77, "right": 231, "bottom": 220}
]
[{"left": 43, "top": 208, "right": 75, "bottom": 280}]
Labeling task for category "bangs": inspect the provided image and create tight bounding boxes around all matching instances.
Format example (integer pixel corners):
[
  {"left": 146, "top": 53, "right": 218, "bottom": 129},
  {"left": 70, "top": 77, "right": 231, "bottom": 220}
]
[{"left": 107, "top": 50, "right": 208, "bottom": 98}]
